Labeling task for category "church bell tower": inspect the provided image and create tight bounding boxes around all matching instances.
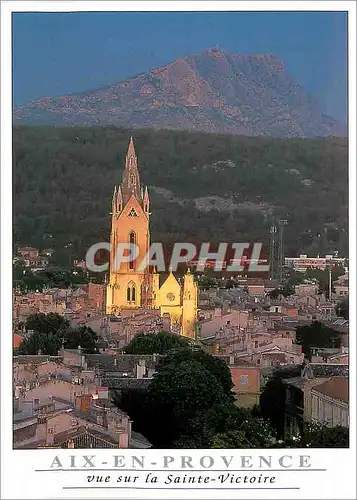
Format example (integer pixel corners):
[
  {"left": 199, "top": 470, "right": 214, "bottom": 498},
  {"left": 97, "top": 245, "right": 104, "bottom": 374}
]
[{"left": 106, "top": 137, "right": 150, "bottom": 314}]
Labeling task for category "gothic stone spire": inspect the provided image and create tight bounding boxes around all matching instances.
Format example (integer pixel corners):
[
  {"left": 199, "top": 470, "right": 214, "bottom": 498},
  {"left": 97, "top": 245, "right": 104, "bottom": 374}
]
[{"left": 122, "top": 136, "right": 141, "bottom": 203}]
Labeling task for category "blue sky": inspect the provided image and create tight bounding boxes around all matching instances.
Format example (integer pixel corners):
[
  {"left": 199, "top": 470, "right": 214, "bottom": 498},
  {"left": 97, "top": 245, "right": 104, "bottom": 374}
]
[{"left": 12, "top": 11, "right": 347, "bottom": 121}]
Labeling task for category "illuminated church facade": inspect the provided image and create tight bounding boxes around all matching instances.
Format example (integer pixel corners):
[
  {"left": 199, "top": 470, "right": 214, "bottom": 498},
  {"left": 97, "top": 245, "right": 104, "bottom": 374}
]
[{"left": 106, "top": 137, "right": 197, "bottom": 338}]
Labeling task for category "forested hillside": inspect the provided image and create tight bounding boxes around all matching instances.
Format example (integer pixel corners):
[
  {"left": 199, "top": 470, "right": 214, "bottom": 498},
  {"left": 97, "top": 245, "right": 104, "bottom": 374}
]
[{"left": 13, "top": 126, "right": 348, "bottom": 260}]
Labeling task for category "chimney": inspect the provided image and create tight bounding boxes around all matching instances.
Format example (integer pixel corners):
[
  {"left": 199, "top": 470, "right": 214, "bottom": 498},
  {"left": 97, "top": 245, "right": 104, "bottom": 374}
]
[
  {"left": 162, "top": 313, "right": 171, "bottom": 332},
  {"left": 13, "top": 396, "right": 20, "bottom": 413},
  {"left": 136, "top": 359, "right": 146, "bottom": 379},
  {"left": 35, "top": 415, "right": 48, "bottom": 443}
]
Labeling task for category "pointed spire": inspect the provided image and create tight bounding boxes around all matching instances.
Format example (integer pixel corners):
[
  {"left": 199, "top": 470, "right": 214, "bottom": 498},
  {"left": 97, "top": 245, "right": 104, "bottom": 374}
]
[
  {"left": 112, "top": 185, "right": 117, "bottom": 202},
  {"left": 111, "top": 185, "right": 117, "bottom": 214},
  {"left": 143, "top": 186, "right": 150, "bottom": 213},
  {"left": 127, "top": 136, "right": 136, "bottom": 158},
  {"left": 116, "top": 185, "right": 123, "bottom": 212},
  {"left": 122, "top": 136, "right": 141, "bottom": 203}
]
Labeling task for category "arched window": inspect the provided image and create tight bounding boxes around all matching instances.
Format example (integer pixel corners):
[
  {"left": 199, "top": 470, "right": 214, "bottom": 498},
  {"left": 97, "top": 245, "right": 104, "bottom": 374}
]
[
  {"left": 129, "top": 231, "right": 136, "bottom": 270},
  {"left": 126, "top": 282, "right": 136, "bottom": 303},
  {"left": 129, "top": 231, "right": 136, "bottom": 245}
]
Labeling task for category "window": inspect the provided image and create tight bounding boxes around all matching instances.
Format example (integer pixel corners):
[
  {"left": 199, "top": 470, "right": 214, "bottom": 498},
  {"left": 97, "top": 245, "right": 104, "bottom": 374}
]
[
  {"left": 128, "top": 208, "right": 138, "bottom": 217},
  {"left": 240, "top": 375, "right": 248, "bottom": 385},
  {"left": 34, "top": 398, "right": 39, "bottom": 405},
  {"left": 129, "top": 232, "right": 136, "bottom": 270},
  {"left": 129, "top": 231, "right": 136, "bottom": 245},
  {"left": 127, "top": 282, "right": 136, "bottom": 303},
  {"left": 254, "top": 341, "right": 259, "bottom": 348},
  {"left": 275, "top": 307, "right": 279, "bottom": 313},
  {"left": 48, "top": 427, "right": 53, "bottom": 434}
]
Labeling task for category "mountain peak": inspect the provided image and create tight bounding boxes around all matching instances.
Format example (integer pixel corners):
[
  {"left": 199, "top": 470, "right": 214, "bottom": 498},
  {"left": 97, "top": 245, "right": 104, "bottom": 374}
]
[
  {"left": 203, "top": 47, "right": 226, "bottom": 56},
  {"left": 13, "top": 51, "right": 346, "bottom": 138}
]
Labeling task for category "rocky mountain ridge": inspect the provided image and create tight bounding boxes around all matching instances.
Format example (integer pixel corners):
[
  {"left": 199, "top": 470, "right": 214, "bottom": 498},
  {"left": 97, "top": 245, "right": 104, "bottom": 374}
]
[{"left": 13, "top": 48, "right": 346, "bottom": 138}]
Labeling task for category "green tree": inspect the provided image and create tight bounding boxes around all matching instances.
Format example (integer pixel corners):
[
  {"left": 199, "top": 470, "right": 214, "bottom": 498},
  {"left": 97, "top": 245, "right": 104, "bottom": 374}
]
[
  {"left": 259, "top": 365, "right": 302, "bottom": 438},
  {"left": 198, "top": 276, "right": 217, "bottom": 291},
  {"left": 211, "top": 409, "right": 276, "bottom": 448},
  {"left": 150, "top": 360, "right": 227, "bottom": 421},
  {"left": 128, "top": 359, "right": 230, "bottom": 447},
  {"left": 124, "top": 331, "right": 191, "bottom": 355},
  {"left": 303, "top": 265, "right": 345, "bottom": 296},
  {"left": 268, "top": 288, "right": 282, "bottom": 299},
  {"left": 211, "top": 429, "right": 250, "bottom": 448},
  {"left": 63, "top": 326, "right": 98, "bottom": 353},
  {"left": 114, "top": 348, "right": 277, "bottom": 449},
  {"left": 296, "top": 321, "right": 341, "bottom": 359},
  {"left": 17, "top": 313, "right": 98, "bottom": 355},
  {"left": 175, "top": 403, "right": 277, "bottom": 449},
  {"left": 336, "top": 296, "right": 349, "bottom": 320},
  {"left": 268, "top": 285, "right": 294, "bottom": 299},
  {"left": 299, "top": 422, "right": 349, "bottom": 448},
  {"left": 25, "top": 313, "right": 70, "bottom": 336},
  {"left": 162, "top": 348, "right": 234, "bottom": 397},
  {"left": 112, "top": 388, "right": 149, "bottom": 435},
  {"left": 18, "top": 330, "right": 62, "bottom": 356},
  {"left": 173, "top": 402, "right": 238, "bottom": 448}
]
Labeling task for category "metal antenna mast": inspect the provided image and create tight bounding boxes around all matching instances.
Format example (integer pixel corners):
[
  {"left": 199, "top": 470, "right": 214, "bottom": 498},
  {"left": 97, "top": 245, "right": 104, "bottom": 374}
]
[
  {"left": 277, "top": 220, "right": 288, "bottom": 286},
  {"left": 269, "top": 217, "right": 277, "bottom": 279}
]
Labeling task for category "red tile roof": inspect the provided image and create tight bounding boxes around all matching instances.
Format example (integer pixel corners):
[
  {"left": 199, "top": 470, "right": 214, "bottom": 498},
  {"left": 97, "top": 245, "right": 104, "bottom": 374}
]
[
  {"left": 313, "top": 377, "right": 349, "bottom": 403},
  {"left": 13, "top": 333, "right": 24, "bottom": 348}
]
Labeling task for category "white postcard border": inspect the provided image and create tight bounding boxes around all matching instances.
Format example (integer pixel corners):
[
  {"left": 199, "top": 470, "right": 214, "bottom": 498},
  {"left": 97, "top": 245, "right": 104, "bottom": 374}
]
[{"left": 1, "top": 1, "right": 356, "bottom": 499}]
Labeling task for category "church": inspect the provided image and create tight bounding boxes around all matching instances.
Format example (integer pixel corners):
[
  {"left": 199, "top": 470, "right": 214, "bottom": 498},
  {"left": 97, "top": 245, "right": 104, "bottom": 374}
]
[{"left": 106, "top": 137, "right": 198, "bottom": 339}]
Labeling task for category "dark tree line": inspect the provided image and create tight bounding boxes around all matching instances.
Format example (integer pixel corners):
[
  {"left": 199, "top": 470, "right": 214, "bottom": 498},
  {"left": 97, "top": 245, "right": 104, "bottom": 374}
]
[
  {"left": 13, "top": 126, "right": 348, "bottom": 259},
  {"left": 15, "top": 313, "right": 98, "bottom": 356},
  {"left": 295, "top": 321, "right": 342, "bottom": 360}
]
